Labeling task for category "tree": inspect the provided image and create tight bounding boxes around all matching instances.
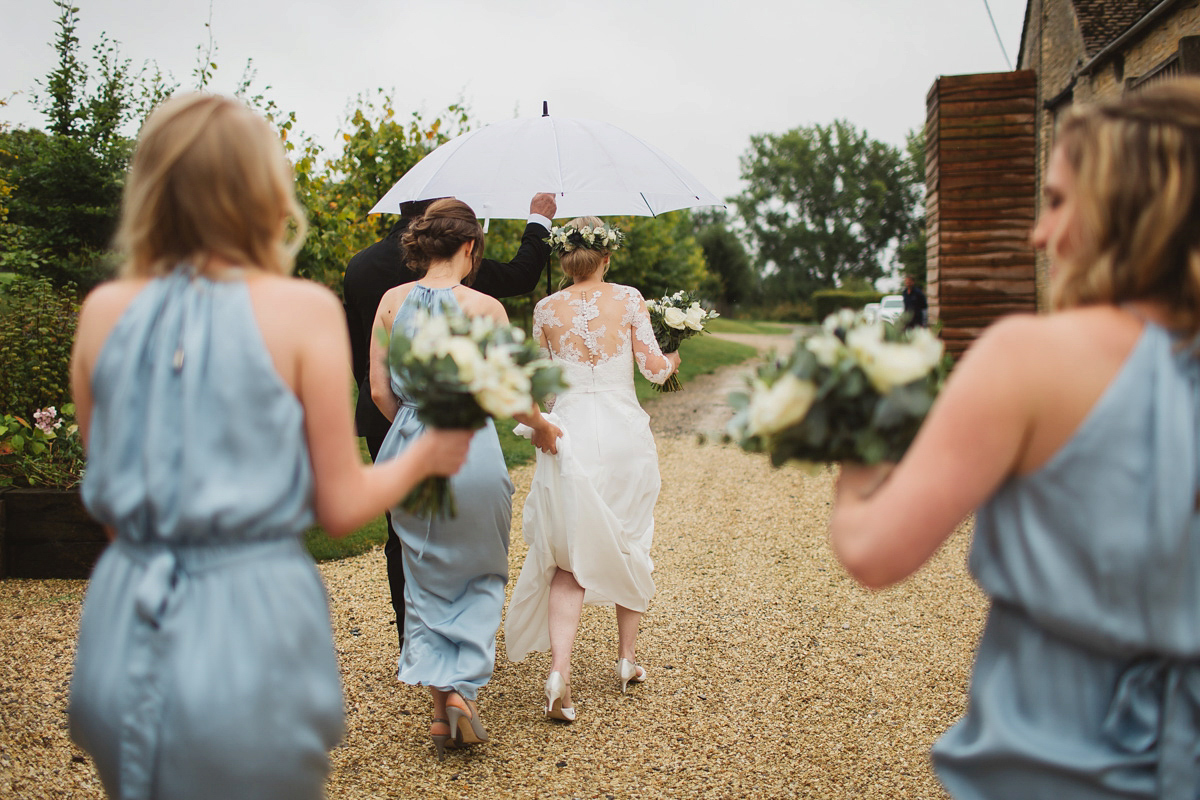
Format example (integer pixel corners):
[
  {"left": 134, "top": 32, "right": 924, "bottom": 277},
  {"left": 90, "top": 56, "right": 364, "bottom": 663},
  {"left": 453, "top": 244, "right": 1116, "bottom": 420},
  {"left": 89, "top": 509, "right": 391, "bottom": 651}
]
[
  {"left": 291, "top": 91, "right": 469, "bottom": 291},
  {"left": 692, "top": 208, "right": 755, "bottom": 308},
  {"left": 733, "top": 120, "right": 920, "bottom": 300},
  {"left": 1, "top": 1, "right": 150, "bottom": 290},
  {"left": 896, "top": 129, "right": 927, "bottom": 284}
]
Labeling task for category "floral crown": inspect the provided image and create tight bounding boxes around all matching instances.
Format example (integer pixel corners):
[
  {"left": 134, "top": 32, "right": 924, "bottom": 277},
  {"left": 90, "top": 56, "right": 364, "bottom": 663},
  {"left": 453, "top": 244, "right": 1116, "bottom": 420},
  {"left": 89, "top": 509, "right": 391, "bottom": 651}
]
[{"left": 546, "top": 223, "right": 625, "bottom": 256}]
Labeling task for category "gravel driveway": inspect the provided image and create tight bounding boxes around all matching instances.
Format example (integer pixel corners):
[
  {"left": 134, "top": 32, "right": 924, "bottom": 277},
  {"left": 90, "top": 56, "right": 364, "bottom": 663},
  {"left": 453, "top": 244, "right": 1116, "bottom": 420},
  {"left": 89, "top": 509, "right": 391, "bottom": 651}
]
[{"left": 0, "top": 330, "right": 985, "bottom": 799}]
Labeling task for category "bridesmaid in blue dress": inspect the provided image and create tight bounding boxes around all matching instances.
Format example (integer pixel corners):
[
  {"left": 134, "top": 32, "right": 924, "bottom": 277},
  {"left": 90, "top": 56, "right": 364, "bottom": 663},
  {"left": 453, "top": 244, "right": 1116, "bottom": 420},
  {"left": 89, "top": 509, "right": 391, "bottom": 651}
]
[
  {"left": 369, "top": 198, "right": 558, "bottom": 759},
  {"left": 66, "top": 93, "right": 473, "bottom": 800},
  {"left": 830, "top": 80, "right": 1200, "bottom": 798}
]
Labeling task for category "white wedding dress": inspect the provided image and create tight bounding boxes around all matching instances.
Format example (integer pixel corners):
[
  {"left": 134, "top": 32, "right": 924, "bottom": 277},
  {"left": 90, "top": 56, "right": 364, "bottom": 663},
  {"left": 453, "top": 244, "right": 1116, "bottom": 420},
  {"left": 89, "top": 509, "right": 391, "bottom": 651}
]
[{"left": 504, "top": 282, "right": 675, "bottom": 662}]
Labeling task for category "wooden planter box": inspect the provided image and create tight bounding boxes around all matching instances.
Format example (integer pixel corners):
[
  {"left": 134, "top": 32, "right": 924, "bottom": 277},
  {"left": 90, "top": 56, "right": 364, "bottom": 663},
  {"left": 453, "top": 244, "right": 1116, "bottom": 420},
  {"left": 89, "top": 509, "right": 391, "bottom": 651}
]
[{"left": 0, "top": 488, "right": 108, "bottom": 579}]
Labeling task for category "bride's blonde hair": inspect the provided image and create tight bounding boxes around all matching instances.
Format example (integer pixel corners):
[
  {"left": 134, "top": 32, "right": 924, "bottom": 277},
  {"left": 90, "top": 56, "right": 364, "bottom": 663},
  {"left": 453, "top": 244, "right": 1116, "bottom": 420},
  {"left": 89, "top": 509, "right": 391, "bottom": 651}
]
[
  {"left": 114, "top": 93, "right": 307, "bottom": 278},
  {"left": 559, "top": 216, "right": 610, "bottom": 282}
]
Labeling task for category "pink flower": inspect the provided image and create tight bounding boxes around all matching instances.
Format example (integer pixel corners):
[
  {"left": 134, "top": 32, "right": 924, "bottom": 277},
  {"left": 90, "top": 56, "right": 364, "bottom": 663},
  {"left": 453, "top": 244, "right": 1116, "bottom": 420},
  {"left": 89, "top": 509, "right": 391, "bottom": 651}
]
[{"left": 33, "top": 407, "right": 62, "bottom": 435}]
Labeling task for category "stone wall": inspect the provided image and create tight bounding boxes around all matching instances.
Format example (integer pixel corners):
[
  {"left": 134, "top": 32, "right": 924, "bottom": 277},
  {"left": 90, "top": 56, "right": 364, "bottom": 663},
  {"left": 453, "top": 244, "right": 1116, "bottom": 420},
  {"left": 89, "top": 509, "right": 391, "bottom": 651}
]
[{"left": 1021, "top": 0, "right": 1200, "bottom": 307}]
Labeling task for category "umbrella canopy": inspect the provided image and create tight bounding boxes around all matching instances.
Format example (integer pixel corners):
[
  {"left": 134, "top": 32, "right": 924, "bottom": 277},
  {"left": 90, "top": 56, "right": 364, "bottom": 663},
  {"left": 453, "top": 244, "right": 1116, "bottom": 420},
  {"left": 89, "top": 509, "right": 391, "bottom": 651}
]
[{"left": 370, "top": 105, "right": 725, "bottom": 219}]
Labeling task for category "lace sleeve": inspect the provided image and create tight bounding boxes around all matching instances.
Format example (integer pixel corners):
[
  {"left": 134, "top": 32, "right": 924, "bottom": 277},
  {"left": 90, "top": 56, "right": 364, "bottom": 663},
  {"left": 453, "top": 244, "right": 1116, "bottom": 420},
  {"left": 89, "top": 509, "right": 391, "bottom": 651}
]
[
  {"left": 532, "top": 298, "right": 557, "bottom": 410},
  {"left": 627, "top": 293, "right": 674, "bottom": 385}
]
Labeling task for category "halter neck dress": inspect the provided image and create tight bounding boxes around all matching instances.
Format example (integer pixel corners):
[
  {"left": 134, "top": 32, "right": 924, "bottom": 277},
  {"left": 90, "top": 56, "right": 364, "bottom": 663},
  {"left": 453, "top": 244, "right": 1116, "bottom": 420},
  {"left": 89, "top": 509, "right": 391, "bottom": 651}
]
[
  {"left": 68, "top": 269, "right": 343, "bottom": 800},
  {"left": 374, "top": 284, "right": 513, "bottom": 701},
  {"left": 933, "top": 321, "right": 1200, "bottom": 799}
]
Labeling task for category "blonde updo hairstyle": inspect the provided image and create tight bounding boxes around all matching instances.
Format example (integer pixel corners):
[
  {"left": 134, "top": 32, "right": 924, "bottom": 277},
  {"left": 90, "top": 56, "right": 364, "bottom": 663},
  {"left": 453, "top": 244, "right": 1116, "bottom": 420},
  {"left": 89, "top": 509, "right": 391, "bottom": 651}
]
[
  {"left": 401, "top": 198, "right": 485, "bottom": 283},
  {"left": 1051, "top": 78, "right": 1200, "bottom": 336},
  {"left": 115, "top": 92, "right": 307, "bottom": 278},
  {"left": 560, "top": 216, "right": 611, "bottom": 281}
]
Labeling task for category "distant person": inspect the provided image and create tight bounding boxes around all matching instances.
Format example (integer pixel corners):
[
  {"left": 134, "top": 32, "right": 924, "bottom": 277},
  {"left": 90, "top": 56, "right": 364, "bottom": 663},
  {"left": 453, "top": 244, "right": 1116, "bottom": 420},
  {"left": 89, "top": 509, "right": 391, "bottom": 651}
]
[
  {"left": 901, "top": 274, "right": 927, "bottom": 328},
  {"left": 504, "top": 216, "right": 680, "bottom": 724},
  {"left": 67, "top": 93, "right": 473, "bottom": 800},
  {"left": 368, "top": 198, "right": 560, "bottom": 759},
  {"left": 830, "top": 79, "right": 1200, "bottom": 797},
  {"left": 343, "top": 192, "right": 554, "bottom": 653}
]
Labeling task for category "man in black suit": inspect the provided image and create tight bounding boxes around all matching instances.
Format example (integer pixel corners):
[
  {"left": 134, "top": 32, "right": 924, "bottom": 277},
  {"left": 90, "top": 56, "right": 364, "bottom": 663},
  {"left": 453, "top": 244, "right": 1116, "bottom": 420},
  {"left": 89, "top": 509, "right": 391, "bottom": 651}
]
[
  {"left": 901, "top": 274, "right": 928, "bottom": 329},
  {"left": 342, "top": 192, "right": 556, "bottom": 649}
]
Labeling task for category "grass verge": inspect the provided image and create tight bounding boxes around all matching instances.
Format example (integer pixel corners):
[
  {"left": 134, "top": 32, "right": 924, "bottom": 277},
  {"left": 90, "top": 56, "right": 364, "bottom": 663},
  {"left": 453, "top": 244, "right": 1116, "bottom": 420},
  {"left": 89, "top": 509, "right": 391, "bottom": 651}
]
[
  {"left": 306, "top": 332, "right": 761, "bottom": 562},
  {"left": 705, "top": 318, "right": 794, "bottom": 335}
]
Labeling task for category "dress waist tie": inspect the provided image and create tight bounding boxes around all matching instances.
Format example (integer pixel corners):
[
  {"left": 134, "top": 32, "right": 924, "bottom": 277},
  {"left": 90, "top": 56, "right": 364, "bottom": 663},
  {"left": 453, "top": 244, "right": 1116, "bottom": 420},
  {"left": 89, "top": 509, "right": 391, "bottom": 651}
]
[
  {"left": 113, "top": 537, "right": 303, "bottom": 800},
  {"left": 1101, "top": 656, "right": 1200, "bottom": 800}
]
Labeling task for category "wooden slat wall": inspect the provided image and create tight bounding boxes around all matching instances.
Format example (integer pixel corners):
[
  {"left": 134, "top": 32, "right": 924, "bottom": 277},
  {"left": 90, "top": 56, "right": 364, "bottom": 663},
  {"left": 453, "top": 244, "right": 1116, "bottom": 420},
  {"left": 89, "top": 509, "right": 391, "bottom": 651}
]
[{"left": 926, "top": 71, "right": 1038, "bottom": 358}]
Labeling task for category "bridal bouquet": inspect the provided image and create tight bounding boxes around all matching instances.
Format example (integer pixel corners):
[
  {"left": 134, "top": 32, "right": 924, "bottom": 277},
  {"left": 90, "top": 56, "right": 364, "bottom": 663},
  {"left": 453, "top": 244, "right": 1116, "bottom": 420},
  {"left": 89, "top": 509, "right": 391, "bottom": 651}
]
[
  {"left": 645, "top": 290, "right": 720, "bottom": 392},
  {"left": 725, "top": 309, "right": 947, "bottom": 466},
  {"left": 387, "top": 311, "right": 567, "bottom": 518}
]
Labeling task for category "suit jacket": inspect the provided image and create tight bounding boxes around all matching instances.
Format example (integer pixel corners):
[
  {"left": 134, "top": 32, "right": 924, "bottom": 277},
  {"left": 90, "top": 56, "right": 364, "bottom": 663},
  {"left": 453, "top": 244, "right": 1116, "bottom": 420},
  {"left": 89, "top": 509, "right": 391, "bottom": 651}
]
[{"left": 342, "top": 220, "right": 550, "bottom": 440}]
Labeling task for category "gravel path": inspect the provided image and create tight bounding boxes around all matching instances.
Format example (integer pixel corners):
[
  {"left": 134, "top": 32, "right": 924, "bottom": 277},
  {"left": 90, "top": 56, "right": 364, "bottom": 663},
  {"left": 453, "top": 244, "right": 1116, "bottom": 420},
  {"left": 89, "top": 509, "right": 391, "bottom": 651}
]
[{"left": 0, "top": 331, "right": 986, "bottom": 799}]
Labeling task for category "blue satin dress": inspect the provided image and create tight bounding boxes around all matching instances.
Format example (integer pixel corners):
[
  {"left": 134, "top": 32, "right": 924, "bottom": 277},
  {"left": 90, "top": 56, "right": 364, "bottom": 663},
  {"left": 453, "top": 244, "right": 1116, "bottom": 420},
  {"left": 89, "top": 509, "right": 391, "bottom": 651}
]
[
  {"left": 375, "top": 284, "right": 512, "bottom": 702},
  {"left": 68, "top": 270, "right": 344, "bottom": 800},
  {"left": 933, "top": 321, "right": 1200, "bottom": 799}
]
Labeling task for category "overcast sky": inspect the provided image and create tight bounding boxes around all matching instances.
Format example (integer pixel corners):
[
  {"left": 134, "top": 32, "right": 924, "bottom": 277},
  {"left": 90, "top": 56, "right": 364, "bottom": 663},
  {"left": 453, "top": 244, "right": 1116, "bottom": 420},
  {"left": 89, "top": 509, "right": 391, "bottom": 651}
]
[{"left": 2, "top": 0, "right": 1028, "bottom": 203}]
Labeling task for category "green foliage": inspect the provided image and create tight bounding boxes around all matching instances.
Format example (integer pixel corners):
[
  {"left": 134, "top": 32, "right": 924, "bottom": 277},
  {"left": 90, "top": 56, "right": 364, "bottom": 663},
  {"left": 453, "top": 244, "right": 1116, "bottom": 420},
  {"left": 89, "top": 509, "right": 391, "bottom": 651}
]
[
  {"left": 692, "top": 208, "right": 756, "bottom": 308},
  {"left": 604, "top": 211, "right": 712, "bottom": 300},
  {"left": 898, "top": 129, "right": 928, "bottom": 283},
  {"left": 292, "top": 92, "right": 471, "bottom": 292},
  {"left": 733, "top": 120, "right": 920, "bottom": 300},
  {"left": 810, "top": 289, "right": 883, "bottom": 321},
  {"left": 0, "top": 276, "right": 79, "bottom": 420},
  {"left": 0, "top": 403, "right": 86, "bottom": 489},
  {"left": 705, "top": 318, "right": 792, "bottom": 335},
  {"left": 3, "top": 1, "right": 150, "bottom": 290},
  {"left": 732, "top": 302, "right": 816, "bottom": 323}
]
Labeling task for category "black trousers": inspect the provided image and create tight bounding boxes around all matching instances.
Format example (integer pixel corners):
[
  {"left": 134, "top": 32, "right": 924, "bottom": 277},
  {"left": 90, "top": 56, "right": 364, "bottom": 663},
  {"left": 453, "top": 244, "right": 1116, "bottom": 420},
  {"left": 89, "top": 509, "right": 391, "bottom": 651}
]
[{"left": 366, "top": 435, "right": 406, "bottom": 649}]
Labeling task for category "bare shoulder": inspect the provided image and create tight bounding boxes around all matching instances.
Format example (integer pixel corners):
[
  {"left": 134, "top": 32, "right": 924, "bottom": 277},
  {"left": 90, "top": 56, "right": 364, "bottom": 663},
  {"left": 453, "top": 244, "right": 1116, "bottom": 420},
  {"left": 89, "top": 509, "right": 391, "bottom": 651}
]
[
  {"left": 458, "top": 288, "right": 507, "bottom": 321},
  {"left": 250, "top": 274, "right": 342, "bottom": 318},
  {"left": 77, "top": 278, "right": 152, "bottom": 335}
]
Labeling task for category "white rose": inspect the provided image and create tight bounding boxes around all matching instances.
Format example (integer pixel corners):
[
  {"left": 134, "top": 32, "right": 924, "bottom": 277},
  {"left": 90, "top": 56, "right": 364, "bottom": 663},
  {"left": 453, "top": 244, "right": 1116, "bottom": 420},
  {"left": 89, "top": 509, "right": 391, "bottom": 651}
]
[
  {"left": 746, "top": 374, "right": 817, "bottom": 437},
  {"left": 805, "top": 333, "right": 844, "bottom": 367},
  {"left": 443, "top": 338, "right": 482, "bottom": 384},
  {"left": 857, "top": 340, "right": 940, "bottom": 394},
  {"left": 477, "top": 382, "right": 529, "bottom": 417},
  {"left": 663, "top": 307, "right": 688, "bottom": 329},
  {"left": 684, "top": 306, "right": 707, "bottom": 331}
]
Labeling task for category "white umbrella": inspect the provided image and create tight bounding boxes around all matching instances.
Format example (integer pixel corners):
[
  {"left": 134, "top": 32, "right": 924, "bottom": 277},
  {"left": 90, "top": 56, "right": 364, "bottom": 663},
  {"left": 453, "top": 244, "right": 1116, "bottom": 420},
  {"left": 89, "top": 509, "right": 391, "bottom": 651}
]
[{"left": 370, "top": 103, "right": 725, "bottom": 220}]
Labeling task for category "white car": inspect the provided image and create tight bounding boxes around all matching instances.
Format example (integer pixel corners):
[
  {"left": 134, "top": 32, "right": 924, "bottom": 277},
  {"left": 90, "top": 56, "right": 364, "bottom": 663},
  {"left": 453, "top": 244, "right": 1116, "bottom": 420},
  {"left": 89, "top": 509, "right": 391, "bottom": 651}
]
[{"left": 878, "top": 295, "right": 905, "bottom": 324}]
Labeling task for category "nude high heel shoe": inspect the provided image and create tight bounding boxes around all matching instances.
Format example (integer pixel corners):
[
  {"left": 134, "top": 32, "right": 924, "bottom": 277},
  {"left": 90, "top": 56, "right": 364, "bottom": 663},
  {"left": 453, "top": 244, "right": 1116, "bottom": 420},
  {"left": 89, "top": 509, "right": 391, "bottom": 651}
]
[
  {"left": 446, "top": 692, "right": 489, "bottom": 744},
  {"left": 544, "top": 671, "right": 576, "bottom": 722},
  {"left": 430, "top": 717, "right": 451, "bottom": 761},
  {"left": 615, "top": 658, "right": 647, "bottom": 694}
]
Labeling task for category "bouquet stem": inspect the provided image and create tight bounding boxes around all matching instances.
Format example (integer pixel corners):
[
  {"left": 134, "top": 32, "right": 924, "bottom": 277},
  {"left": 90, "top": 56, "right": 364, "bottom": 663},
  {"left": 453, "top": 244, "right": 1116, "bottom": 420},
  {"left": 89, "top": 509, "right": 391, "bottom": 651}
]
[
  {"left": 401, "top": 476, "right": 458, "bottom": 520},
  {"left": 654, "top": 374, "right": 683, "bottom": 393}
]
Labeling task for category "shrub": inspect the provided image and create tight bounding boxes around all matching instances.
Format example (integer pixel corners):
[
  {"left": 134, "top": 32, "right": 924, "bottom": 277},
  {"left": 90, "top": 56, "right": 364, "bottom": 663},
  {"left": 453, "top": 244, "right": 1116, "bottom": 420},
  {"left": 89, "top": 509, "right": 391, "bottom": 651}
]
[
  {"left": 0, "top": 404, "right": 86, "bottom": 489},
  {"left": 810, "top": 289, "right": 883, "bottom": 321},
  {"left": 0, "top": 276, "right": 79, "bottom": 420}
]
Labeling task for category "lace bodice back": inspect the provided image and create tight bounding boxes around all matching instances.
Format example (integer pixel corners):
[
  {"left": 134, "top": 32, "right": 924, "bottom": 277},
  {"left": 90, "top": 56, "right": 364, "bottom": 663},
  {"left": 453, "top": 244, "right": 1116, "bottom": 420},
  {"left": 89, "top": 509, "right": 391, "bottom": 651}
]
[{"left": 533, "top": 283, "right": 673, "bottom": 391}]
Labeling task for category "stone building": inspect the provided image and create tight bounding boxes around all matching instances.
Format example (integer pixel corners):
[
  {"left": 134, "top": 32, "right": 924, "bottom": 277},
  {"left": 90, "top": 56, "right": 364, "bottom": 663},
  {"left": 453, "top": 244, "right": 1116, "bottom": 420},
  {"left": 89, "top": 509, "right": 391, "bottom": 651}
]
[
  {"left": 925, "top": 1, "right": 1200, "bottom": 357},
  {"left": 1018, "top": 0, "right": 1200, "bottom": 300}
]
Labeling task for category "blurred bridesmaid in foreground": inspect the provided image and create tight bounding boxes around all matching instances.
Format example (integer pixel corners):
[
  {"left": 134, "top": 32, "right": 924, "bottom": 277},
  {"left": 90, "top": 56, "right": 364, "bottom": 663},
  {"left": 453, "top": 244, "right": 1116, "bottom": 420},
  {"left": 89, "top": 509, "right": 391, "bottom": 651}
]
[
  {"left": 67, "top": 93, "right": 472, "bottom": 800},
  {"left": 831, "top": 79, "right": 1200, "bottom": 798}
]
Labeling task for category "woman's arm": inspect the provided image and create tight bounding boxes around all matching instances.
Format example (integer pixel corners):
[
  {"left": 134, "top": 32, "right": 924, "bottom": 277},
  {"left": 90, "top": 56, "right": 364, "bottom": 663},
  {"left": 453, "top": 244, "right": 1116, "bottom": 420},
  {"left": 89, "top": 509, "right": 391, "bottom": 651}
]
[
  {"left": 829, "top": 316, "right": 1038, "bottom": 589},
  {"left": 296, "top": 286, "right": 471, "bottom": 536},
  {"left": 369, "top": 289, "right": 402, "bottom": 422},
  {"left": 630, "top": 295, "right": 679, "bottom": 383}
]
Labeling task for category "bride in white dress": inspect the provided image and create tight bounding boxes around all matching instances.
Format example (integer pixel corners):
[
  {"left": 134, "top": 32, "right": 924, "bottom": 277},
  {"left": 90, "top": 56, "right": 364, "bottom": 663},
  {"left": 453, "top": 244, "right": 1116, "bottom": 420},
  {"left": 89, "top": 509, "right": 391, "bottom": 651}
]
[{"left": 504, "top": 217, "right": 680, "bottom": 722}]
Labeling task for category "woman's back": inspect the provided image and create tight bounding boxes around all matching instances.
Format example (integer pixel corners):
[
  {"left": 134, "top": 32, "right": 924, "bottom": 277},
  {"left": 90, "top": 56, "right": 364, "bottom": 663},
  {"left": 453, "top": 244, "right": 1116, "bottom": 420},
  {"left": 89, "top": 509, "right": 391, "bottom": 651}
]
[
  {"left": 973, "top": 319, "right": 1200, "bottom": 655},
  {"left": 533, "top": 282, "right": 672, "bottom": 392},
  {"left": 82, "top": 269, "right": 314, "bottom": 543}
]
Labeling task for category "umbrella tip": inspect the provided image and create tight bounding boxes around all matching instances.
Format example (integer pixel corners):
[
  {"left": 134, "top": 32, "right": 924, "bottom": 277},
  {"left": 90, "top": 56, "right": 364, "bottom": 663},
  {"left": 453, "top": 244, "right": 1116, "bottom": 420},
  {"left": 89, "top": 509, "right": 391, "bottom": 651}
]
[{"left": 542, "top": 101, "right": 549, "bottom": 117}]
